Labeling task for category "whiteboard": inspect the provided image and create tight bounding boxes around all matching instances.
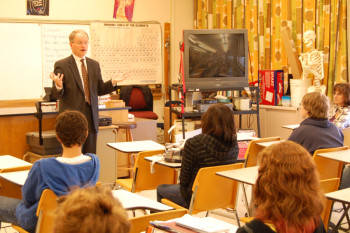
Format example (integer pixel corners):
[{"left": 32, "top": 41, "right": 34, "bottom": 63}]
[
  {"left": 0, "top": 21, "right": 160, "bottom": 101},
  {"left": 42, "top": 24, "right": 90, "bottom": 87},
  {"left": 0, "top": 23, "right": 42, "bottom": 100}
]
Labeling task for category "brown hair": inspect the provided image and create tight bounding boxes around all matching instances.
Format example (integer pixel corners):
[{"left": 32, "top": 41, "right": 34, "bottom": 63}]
[
  {"left": 253, "top": 141, "right": 324, "bottom": 233},
  {"left": 69, "top": 30, "right": 89, "bottom": 43},
  {"left": 55, "top": 186, "right": 130, "bottom": 233},
  {"left": 201, "top": 103, "right": 236, "bottom": 143},
  {"left": 334, "top": 83, "right": 350, "bottom": 107},
  {"left": 302, "top": 92, "right": 329, "bottom": 119},
  {"left": 55, "top": 110, "right": 88, "bottom": 147}
]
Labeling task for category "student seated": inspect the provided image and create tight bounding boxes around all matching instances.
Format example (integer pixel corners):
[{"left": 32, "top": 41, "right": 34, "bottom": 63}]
[
  {"left": 288, "top": 91, "right": 343, "bottom": 155},
  {"left": 0, "top": 110, "right": 100, "bottom": 233},
  {"left": 330, "top": 83, "right": 350, "bottom": 129},
  {"left": 237, "top": 141, "right": 326, "bottom": 233},
  {"left": 157, "top": 103, "right": 239, "bottom": 208},
  {"left": 55, "top": 185, "right": 130, "bottom": 233}
]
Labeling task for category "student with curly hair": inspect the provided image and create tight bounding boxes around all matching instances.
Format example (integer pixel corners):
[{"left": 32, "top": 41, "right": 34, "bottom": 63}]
[
  {"left": 237, "top": 141, "right": 326, "bottom": 233},
  {"left": 0, "top": 110, "right": 100, "bottom": 233},
  {"left": 55, "top": 186, "right": 130, "bottom": 233}
]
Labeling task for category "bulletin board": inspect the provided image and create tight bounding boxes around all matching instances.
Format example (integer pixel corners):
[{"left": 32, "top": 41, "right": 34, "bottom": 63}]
[{"left": 0, "top": 20, "right": 161, "bottom": 101}]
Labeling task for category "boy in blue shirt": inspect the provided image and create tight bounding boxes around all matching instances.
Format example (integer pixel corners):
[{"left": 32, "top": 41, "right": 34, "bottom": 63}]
[{"left": 0, "top": 110, "right": 100, "bottom": 233}]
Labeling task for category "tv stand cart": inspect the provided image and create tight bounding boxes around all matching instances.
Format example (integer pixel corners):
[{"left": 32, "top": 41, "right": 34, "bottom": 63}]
[{"left": 167, "top": 85, "right": 260, "bottom": 140}]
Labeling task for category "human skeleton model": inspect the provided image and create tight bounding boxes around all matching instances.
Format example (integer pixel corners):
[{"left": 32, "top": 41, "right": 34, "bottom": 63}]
[{"left": 299, "top": 30, "right": 325, "bottom": 94}]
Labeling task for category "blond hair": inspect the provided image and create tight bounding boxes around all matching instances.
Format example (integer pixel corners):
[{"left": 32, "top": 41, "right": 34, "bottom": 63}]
[
  {"left": 55, "top": 186, "right": 130, "bottom": 233},
  {"left": 302, "top": 92, "right": 329, "bottom": 119}
]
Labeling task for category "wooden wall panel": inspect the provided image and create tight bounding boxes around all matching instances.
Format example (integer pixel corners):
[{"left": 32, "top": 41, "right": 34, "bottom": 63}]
[{"left": 0, "top": 114, "right": 57, "bottom": 159}]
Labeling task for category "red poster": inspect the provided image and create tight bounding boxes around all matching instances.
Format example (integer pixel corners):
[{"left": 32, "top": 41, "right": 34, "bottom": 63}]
[{"left": 113, "top": 0, "right": 135, "bottom": 21}]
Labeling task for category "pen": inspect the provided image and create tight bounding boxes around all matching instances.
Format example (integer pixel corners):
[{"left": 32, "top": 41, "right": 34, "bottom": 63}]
[{"left": 150, "top": 221, "right": 180, "bottom": 233}]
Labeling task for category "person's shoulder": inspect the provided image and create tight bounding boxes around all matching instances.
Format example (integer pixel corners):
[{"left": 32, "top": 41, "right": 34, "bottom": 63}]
[
  {"left": 186, "top": 133, "right": 206, "bottom": 144},
  {"left": 85, "top": 57, "right": 99, "bottom": 65},
  {"left": 85, "top": 153, "right": 100, "bottom": 162},
  {"left": 55, "top": 55, "right": 73, "bottom": 64}
]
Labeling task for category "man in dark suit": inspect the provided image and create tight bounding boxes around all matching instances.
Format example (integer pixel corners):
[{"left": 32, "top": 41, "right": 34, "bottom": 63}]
[{"left": 50, "top": 30, "right": 126, "bottom": 154}]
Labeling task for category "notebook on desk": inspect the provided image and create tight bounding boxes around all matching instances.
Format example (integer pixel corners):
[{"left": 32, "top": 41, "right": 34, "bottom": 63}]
[{"left": 151, "top": 215, "right": 237, "bottom": 233}]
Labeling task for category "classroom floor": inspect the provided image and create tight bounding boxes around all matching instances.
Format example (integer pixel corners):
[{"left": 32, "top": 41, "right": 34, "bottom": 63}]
[{"left": 2, "top": 189, "right": 348, "bottom": 233}]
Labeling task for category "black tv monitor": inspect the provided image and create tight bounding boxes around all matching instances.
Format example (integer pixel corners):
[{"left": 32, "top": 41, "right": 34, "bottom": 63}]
[{"left": 183, "top": 29, "right": 249, "bottom": 91}]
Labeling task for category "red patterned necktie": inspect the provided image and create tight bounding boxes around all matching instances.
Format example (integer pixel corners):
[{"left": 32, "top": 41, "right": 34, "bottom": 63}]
[{"left": 81, "top": 59, "right": 90, "bottom": 105}]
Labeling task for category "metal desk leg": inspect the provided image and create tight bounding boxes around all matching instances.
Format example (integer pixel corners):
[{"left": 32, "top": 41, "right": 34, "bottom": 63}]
[{"left": 336, "top": 203, "right": 350, "bottom": 231}]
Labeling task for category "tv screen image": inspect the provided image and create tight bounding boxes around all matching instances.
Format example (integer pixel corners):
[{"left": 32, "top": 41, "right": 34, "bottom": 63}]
[{"left": 183, "top": 29, "right": 249, "bottom": 91}]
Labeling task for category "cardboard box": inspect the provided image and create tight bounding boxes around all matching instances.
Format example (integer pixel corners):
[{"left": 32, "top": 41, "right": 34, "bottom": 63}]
[{"left": 258, "top": 70, "right": 284, "bottom": 106}]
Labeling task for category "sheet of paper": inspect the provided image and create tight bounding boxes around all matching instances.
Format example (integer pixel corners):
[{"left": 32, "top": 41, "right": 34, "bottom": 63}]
[
  {"left": 175, "top": 128, "right": 202, "bottom": 143},
  {"left": 112, "top": 189, "right": 173, "bottom": 211}
]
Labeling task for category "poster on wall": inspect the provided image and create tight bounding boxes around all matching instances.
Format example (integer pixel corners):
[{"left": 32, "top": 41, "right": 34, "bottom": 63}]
[
  {"left": 90, "top": 22, "right": 161, "bottom": 85},
  {"left": 113, "top": 0, "right": 135, "bottom": 21},
  {"left": 27, "top": 0, "right": 49, "bottom": 16}
]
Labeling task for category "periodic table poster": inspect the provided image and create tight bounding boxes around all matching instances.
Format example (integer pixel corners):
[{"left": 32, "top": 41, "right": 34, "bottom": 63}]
[{"left": 90, "top": 22, "right": 162, "bottom": 85}]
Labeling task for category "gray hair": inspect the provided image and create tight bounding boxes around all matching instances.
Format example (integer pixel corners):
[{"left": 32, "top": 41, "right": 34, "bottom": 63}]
[{"left": 69, "top": 30, "right": 89, "bottom": 43}]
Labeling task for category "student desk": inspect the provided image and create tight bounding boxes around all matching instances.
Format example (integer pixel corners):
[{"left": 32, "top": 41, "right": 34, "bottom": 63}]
[
  {"left": 112, "top": 189, "right": 173, "bottom": 212},
  {"left": 107, "top": 140, "right": 165, "bottom": 178},
  {"left": 107, "top": 140, "right": 165, "bottom": 153},
  {"left": 325, "top": 188, "right": 350, "bottom": 231},
  {"left": 256, "top": 140, "right": 283, "bottom": 148},
  {"left": 0, "top": 170, "right": 29, "bottom": 199},
  {"left": 144, "top": 155, "right": 181, "bottom": 169},
  {"left": 216, "top": 166, "right": 259, "bottom": 217},
  {"left": 0, "top": 155, "right": 32, "bottom": 199},
  {"left": 318, "top": 149, "right": 350, "bottom": 163},
  {"left": 216, "top": 166, "right": 258, "bottom": 186},
  {"left": 145, "top": 155, "right": 181, "bottom": 184},
  {"left": 282, "top": 124, "right": 300, "bottom": 130},
  {"left": 0, "top": 155, "right": 32, "bottom": 172}
]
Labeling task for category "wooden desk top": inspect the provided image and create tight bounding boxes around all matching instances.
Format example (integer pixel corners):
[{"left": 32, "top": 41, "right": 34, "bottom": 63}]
[
  {"left": 0, "top": 155, "right": 32, "bottom": 171},
  {"left": 112, "top": 189, "right": 173, "bottom": 211},
  {"left": 256, "top": 140, "right": 283, "bottom": 148},
  {"left": 282, "top": 124, "right": 300, "bottom": 130},
  {"left": 216, "top": 166, "right": 259, "bottom": 185},
  {"left": 107, "top": 140, "right": 165, "bottom": 153},
  {"left": 325, "top": 187, "right": 350, "bottom": 204},
  {"left": 0, "top": 170, "right": 29, "bottom": 186},
  {"left": 318, "top": 150, "right": 350, "bottom": 164}
]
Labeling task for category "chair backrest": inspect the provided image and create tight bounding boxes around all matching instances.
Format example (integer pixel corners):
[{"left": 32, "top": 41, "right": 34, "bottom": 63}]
[
  {"left": 188, "top": 163, "right": 244, "bottom": 215},
  {"left": 132, "top": 150, "right": 177, "bottom": 192},
  {"left": 319, "top": 178, "right": 340, "bottom": 229},
  {"left": 120, "top": 85, "right": 153, "bottom": 111},
  {"left": 312, "top": 146, "right": 348, "bottom": 180},
  {"left": 244, "top": 137, "right": 280, "bottom": 167},
  {"left": 35, "top": 189, "right": 58, "bottom": 233},
  {"left": 129, "top": 209, "right": 188, "bottom": 233}
]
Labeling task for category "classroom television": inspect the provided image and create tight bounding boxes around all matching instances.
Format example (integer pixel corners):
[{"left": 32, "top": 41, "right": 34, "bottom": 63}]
[{"left": 183, "top": 29, "right": 249, "bottom": 91}]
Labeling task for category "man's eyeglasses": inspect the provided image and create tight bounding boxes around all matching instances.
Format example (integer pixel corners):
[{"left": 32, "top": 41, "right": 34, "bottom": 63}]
[{"left": 72, "top": 41, "right": 89, "bottom": 45}]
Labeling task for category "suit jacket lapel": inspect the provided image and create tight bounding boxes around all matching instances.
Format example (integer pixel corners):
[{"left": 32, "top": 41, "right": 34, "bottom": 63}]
[
  {"left": 86, "top": 57, "right": 94, "bottom": 94},
  {"left": 68, "top": 55, "right": 84, "bottom": 94}
]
